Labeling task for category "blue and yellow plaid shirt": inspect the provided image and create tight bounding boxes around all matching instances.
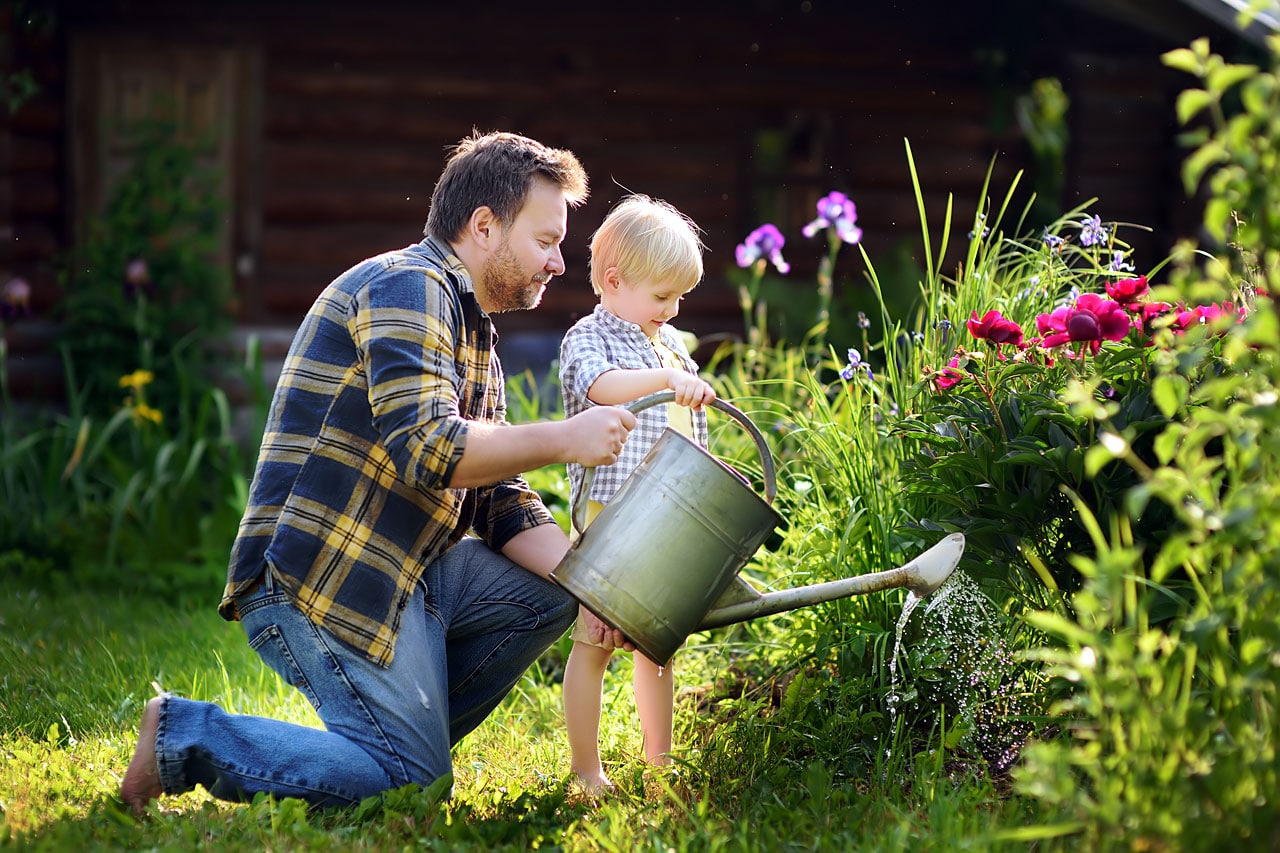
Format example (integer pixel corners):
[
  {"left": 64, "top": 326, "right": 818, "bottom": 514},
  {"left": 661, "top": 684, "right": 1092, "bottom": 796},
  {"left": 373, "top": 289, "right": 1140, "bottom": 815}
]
[{"left": 219, "top": 236, "right": 556, "bottom": 667}]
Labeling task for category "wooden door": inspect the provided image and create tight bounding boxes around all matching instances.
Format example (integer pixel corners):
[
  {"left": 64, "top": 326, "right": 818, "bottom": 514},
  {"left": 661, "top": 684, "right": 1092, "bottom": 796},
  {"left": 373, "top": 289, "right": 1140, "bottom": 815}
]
[{"left": 69, "top": 36, "right": 261, "bottom": 319}]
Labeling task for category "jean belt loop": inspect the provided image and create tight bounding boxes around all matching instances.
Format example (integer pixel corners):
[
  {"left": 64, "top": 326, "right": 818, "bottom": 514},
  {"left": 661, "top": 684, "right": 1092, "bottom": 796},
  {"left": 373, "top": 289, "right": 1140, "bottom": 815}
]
[{"left": 263, "top": 561, "right": 277, "bottom": 594}]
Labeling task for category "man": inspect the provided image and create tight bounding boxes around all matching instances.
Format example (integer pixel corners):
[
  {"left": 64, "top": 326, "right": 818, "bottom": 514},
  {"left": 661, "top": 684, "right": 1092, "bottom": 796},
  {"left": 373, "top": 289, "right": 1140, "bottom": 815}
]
[{"left": 121, "top": 131, "right": 636, "bottom": 813}]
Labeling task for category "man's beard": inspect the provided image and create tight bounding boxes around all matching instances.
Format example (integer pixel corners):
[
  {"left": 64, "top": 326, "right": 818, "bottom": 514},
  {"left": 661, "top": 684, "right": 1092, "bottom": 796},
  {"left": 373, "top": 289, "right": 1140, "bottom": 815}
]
[{"left": 482, "top": 238, "right": 549, "bottom": 313}]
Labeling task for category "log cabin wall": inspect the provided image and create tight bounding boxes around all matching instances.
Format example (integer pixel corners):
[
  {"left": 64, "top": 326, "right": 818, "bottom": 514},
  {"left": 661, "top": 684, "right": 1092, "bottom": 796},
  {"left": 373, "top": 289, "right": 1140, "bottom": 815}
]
[{"left": 1, "top": 0, "right": 1254, "bottom": 403}]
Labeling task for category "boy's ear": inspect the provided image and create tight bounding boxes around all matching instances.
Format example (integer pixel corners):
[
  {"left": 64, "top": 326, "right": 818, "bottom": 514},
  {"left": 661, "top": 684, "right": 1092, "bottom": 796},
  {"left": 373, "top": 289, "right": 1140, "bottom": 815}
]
[{"left": 601, "top": 266, "right": 623, "bottom": 292}]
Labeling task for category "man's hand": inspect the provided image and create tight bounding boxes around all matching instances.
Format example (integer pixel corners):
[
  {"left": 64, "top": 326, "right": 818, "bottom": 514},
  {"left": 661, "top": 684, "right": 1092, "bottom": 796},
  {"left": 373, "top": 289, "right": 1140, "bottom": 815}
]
[
  {"left": 580, "top": 607, "right": 634, "bottom": 651},
  {"left": 564, "top": 405, "right": 636, "bottom": 467}
]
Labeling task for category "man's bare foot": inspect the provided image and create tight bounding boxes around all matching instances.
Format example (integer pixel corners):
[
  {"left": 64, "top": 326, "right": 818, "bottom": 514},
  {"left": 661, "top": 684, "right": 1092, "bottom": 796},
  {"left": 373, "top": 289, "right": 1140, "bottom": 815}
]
[{"left": 120, "top": 696, "right": 163, "bottom": 815}]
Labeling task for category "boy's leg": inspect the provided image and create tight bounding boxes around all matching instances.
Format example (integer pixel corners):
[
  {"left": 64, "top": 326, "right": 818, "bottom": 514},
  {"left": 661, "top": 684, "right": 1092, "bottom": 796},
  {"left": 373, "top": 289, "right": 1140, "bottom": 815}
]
[
  {"left": 563, "top": 629, "right": 614, "bottom": 789},
  {"left": 633, "top": 654, "right": 674, "bottom": 765}
]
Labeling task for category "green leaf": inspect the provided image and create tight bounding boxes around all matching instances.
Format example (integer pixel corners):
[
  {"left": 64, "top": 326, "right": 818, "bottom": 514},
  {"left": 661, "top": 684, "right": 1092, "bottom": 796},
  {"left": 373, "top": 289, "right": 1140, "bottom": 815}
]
[
  {"left": 1182, "top": 142, "right": 1228, "bottom": 196},
  {"left": 1203, "top": 197, "right": 1233, "bottom": 242},
  {"left": 1151, "top": 374, "right": 1190, "bottom": 419},
  {"left": 1162, "top": 47, "right": 1202, "bottom": 75},
  {"left": 1084, "top": 442, "right": 1118, "bottom": 478},
  {"left": 1207, "top": 63, "right": 1258, "bottom": 95},
  {"left": 1023, "top": 610, "right": 1094, "bottom": 646},
  {"left": 1126, "top": 483, "right": 1153, "bottom": 519},
  {"left": 1175, "top": 88, "right": 1214, "bottom": 125}
]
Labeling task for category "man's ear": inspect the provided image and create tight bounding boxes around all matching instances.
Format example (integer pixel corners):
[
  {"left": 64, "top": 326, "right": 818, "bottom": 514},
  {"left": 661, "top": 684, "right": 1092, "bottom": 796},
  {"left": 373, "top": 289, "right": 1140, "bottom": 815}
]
[{"left": 466, "top": 206, "right": 497, "bottom": 248}]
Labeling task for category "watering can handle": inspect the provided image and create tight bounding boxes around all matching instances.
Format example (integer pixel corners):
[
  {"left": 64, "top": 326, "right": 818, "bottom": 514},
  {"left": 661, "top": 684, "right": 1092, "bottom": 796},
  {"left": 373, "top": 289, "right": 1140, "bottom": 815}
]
[{"left": 572, "top": 391, "right": 777, "bottom": 534}]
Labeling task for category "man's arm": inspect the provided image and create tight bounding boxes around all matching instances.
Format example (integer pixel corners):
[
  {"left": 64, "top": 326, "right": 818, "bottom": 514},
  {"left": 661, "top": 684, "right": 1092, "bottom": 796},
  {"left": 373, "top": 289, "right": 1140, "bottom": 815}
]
[{"left": 447, "top": 405, "right": 635, "bottom": 489}]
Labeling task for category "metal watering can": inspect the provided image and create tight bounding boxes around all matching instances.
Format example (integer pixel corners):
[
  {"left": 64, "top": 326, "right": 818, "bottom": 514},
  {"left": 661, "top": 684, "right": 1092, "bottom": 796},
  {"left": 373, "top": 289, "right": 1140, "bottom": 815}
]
[{"left": 550, "top": 391, "right": 965, "bottom": 664}]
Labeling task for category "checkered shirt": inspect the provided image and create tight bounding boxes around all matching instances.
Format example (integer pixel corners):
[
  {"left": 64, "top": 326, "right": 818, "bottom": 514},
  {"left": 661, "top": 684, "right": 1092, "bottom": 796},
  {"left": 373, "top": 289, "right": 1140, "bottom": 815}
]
[{"left": 559, "top": 305, "right": 708, "bottom": 504}]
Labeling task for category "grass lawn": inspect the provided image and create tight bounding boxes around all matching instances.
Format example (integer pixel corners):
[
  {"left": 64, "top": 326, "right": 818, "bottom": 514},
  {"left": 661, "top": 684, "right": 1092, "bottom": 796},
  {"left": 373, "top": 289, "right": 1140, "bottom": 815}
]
[{"left": 0, "top": 581, "right": 1051, "bottom": 851}]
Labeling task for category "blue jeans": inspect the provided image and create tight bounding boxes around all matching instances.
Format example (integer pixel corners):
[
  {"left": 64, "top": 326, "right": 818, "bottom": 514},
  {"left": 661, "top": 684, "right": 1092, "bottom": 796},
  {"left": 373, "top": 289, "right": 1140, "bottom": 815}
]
[{"left": 152, "top": 538, "right": 576, "bottom": 807}]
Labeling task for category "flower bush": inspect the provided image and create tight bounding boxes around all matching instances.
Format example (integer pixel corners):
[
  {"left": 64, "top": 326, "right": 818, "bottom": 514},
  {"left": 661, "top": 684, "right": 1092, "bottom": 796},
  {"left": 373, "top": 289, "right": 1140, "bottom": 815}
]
[
  {"left": 1, "top": 116, "right": 261, "bottom": 598},
  {"left": 897, "top": 252, "right": 1252, "bottom": 607},
  {"left": 703, "top": 31, "right": 1280, "bottom": 849}
]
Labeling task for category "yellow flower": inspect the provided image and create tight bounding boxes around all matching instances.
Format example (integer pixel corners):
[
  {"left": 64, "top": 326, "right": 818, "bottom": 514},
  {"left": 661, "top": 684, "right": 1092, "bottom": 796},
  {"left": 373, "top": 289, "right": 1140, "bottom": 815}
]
[
  {"left": 118, "top": 370, "right": 155, "bottom": 391},
  {"left": 132, "top": 403, "right": 163, "bottom": 426}
]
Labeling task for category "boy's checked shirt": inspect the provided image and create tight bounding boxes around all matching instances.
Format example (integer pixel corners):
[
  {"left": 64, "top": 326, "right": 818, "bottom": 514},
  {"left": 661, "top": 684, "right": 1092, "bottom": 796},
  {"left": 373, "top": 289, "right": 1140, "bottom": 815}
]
[{"left": 559, "top": 305, "right": 709, "bottom": 507}]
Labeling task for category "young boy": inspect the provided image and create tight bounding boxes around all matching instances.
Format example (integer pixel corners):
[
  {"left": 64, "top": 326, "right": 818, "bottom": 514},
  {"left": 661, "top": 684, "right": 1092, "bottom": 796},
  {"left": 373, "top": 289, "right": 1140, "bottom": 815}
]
[{"left": 558, "top": 194, "right": 716, "bottom": 793}]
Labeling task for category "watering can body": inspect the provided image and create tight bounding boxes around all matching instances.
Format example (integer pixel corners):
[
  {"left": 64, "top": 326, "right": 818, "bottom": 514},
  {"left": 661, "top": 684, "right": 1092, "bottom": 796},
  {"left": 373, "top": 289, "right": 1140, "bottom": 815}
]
[
  {"left": 550, "top": 392, "right": 965, "bottom": 664},
  {"left": 553, "top": 424, "right": 782, "bottom": 664}
]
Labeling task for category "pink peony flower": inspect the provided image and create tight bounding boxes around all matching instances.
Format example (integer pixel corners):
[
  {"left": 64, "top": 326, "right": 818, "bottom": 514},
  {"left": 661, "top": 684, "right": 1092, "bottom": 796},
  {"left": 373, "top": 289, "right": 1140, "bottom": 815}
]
[
  {"left": 1036, "top": 293, "right": 1130, "bottom": 354},
  {"left": 1105, "top": 275, "right": 1148, "bottom": 306},
  {"left": 966, "top": 309, "right": 1024, "bottom": 346},
  {"left": 1172, "top": 301, "right": 1242, "bottom": 332},
  {"left": 933, "top": 355, "right": 967, "bottom": 390}
]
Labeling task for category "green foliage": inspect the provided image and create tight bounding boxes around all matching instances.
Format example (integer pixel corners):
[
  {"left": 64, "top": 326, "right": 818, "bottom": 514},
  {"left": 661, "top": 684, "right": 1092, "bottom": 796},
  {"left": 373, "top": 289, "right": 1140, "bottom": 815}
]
[
  {"left": 0, "top": 342, "right": 262, "bottom": 600},
  {"left": 1015, "top": 76, "right": 1070, "bottom": 226},
  {"left": 57, "top": 115, "right": 232, "bottom": 419},
  {"left": 2, "top": 112, "right": 261, "bottom": 595},
  {"left": 1009, "top": 36, "right": 1280, "bottom": 850}
]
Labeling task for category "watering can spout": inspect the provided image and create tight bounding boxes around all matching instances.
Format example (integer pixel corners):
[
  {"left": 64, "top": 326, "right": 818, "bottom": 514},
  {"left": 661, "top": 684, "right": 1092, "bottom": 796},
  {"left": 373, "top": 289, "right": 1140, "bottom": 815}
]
[{"left": 695, "top": 533, "right": 966, "bottom": 632}]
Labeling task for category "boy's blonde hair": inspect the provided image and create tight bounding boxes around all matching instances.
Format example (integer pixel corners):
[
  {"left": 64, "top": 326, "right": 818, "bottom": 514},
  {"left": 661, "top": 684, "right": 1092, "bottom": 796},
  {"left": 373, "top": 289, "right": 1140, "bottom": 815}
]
[{"left": 588, "top": 195, "right": 705, "bottom": 296}]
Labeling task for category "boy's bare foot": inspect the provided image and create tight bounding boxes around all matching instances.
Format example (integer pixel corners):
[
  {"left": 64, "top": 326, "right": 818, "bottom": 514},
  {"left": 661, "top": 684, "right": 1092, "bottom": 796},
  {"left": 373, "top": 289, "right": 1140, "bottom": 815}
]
[
  {"left": 570, "top": 770, "right": 615, "bottom": 798},
  {"left": 120, "top": 696, "right": 163, "bottom": 815}
]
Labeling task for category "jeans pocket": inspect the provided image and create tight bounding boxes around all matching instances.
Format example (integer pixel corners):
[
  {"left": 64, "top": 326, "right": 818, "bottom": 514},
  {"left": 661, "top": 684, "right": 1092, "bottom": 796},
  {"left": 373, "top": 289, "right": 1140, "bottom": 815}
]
[{"left": 248, "top": 623, "right": 323, "bottom": 711}]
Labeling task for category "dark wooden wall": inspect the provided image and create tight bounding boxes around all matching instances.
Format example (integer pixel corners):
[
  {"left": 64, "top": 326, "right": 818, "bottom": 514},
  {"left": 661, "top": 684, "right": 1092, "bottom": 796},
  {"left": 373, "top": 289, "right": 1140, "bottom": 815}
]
[{"left": 1, "top": 0, "right": 1252, "bottom": 400}]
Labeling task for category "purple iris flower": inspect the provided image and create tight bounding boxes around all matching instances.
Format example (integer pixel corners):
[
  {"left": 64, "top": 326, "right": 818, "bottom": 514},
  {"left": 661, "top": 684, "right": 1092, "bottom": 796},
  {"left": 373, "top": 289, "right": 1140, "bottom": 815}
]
[
  {"left": 1108, "top": 250, "right": 1134, "bottom": 272},
  {"left": 1079, "top": 215, "right": 1108, "bottom": 248},
  {"left": 802, "top": 191, "right": 863, "bottom": 244},
  {"left": 840, "top": 347, "right": 872, "bottom": 381},
  {"left": 735, "top": 224, "right": 790, "bottom": 274}
]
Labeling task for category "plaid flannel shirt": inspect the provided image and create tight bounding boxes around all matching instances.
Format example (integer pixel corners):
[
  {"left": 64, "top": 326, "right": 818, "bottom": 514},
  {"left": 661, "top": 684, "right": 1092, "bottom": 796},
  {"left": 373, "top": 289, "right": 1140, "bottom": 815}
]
[
  {"left": 559, "top": 305, "right": 708, "bottom": 505},
  {"left": 218, "top": 236, "right": 555, "bottom": 667}
]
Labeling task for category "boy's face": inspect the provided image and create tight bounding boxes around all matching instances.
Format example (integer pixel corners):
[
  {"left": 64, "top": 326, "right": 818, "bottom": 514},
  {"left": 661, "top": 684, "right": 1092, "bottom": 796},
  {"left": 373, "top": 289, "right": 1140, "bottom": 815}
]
[{"left": 601, "top": 268, "right": 690, "bottom": 338}]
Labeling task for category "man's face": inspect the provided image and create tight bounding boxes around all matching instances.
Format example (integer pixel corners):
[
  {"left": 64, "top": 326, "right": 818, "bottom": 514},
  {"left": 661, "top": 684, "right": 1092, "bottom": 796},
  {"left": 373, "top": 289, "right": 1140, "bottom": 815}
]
[{"left": 480, "top": 178, "right": 568, "bottom": 313}]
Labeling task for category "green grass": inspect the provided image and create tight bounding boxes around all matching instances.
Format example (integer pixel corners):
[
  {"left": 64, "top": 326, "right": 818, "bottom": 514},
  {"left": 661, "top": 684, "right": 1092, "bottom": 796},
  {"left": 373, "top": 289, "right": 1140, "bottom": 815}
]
[{"left": 0, "top": 582, "right": 1051, "bottom": 851}]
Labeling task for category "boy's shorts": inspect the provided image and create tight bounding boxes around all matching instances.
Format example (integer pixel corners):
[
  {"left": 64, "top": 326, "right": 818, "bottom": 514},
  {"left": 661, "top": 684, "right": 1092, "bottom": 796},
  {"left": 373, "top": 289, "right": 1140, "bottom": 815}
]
[{"left": 569, "top": 605, "right": 611, "bottom": 649}]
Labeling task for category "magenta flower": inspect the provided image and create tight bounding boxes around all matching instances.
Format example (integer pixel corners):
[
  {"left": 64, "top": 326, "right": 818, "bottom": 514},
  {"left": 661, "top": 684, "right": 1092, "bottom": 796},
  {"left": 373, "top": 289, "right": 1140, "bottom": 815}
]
[
  {"left": 1036, "top": 293, "right": 1130, "bottom": 353},
  {"left": 1135, "top": 301, "right": 1173, "bottom": 336},
  {"left": 966, "top": 309, "right": 1024, "bottom": 346},
  {"left": 1172, "top": 301, "right": 1241, "bottom": 332},
  {"left": 1105, "top": 275, "right": 1148, "bottom": 306},
  {"left": 801, "top": 191, "right": 862, "bottom": 244},
  {"left": 933, "top": 355, "right": 967, "bottom": 391},
  {"left": 124, "top": 258, "right": 153, "bottom": 298},
  {"left": 735, "top": 224, "right": 790, "bottom": 274}
]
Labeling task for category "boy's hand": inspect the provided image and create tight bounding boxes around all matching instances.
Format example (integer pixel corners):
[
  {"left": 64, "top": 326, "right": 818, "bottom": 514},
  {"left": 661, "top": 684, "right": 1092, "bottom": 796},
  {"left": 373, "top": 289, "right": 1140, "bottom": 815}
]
[
  {"left": 667, "top": 371, "right": 717, "bottom": 410},
  {"left": 582, "top": 608, "right": 634, "bottom": 651}
]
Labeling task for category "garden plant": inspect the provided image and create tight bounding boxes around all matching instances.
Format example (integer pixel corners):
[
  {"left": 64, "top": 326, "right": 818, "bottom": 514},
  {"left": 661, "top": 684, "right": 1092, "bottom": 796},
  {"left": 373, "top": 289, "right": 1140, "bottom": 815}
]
[{"left": 2, "top": 31, "right": 1279, "bottom": 852}]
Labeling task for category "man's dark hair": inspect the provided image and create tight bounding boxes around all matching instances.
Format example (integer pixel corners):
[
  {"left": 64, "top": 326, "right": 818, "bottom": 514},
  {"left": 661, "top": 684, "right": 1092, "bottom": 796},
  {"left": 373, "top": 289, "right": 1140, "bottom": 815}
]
[{"left": 425, "top": 130, "right": 589, "bottom": 242}]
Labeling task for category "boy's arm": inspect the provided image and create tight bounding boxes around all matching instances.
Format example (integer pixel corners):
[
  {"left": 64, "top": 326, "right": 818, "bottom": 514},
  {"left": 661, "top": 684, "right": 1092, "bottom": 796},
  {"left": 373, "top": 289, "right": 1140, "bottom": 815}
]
[{"left": 588, "top": 367, "right": 716, "bottom": 409}]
